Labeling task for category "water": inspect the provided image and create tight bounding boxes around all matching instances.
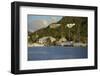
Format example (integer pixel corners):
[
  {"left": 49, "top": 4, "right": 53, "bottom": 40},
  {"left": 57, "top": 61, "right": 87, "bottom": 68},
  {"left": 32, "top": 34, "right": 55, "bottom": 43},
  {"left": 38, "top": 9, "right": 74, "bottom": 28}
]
[{"left": 28, "top": 47, "right": 88, "bottom": 61}]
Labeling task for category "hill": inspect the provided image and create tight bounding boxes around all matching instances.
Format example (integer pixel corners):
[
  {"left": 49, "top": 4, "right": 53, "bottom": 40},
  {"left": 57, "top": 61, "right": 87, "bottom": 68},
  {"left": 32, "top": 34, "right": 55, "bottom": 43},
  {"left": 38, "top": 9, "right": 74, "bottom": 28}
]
[{"left": 28, "top": 16, "right": 88, "bottom": 45}]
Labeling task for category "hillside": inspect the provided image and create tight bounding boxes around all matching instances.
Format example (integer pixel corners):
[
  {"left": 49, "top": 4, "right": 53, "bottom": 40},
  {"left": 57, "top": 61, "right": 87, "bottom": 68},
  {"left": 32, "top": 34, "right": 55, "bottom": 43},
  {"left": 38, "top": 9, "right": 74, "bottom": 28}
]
[{"left": 28, "top": 16, "right": 88, "bottom": 45}]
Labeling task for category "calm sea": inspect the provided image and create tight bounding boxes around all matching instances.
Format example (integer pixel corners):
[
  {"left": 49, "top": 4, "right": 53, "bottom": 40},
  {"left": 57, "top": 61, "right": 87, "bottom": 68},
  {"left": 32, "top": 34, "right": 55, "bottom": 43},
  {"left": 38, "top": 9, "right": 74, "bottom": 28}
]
[{"left": 28, "top": 47, "right": 87, "bottom": 61}]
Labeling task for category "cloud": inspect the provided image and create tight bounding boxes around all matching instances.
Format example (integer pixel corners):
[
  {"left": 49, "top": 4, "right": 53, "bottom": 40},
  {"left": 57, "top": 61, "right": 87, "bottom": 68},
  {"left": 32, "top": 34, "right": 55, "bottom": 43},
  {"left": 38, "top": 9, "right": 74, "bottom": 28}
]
[
  {"left": 28, "top": 19, "right": 49, "bottom": 32},
  {"left": 28, "top": 16, "right": 62, "bottom": 32},
  {"left": 50, "top": 17, "right": 58, "bottom": 23}
]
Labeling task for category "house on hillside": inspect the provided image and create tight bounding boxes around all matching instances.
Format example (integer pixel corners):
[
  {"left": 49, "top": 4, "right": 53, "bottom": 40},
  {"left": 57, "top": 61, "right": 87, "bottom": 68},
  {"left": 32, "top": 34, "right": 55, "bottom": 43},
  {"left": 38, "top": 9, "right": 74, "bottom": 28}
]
[
  {"left": 58, "top": 37, "right": 67, "bottom": 43},
  {"left": 49, "top": 23, "right": 61, "bottom": 28},
  {"left": 38, "top": 36, "right": 56, "bottom": 44},
  {"left": 56, "top": 37, "right": 67, "bottom": 46}
]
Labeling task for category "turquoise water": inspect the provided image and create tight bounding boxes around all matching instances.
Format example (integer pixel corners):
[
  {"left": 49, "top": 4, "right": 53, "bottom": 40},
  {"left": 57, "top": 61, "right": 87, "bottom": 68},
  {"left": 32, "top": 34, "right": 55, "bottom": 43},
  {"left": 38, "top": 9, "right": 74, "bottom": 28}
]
[{"left": 28, "top": 47, "right": 87, "bottom": 61}]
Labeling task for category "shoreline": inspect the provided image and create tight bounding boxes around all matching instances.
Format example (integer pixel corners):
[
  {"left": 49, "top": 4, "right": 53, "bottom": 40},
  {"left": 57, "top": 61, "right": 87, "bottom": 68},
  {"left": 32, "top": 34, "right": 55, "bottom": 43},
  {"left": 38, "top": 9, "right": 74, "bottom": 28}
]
[{"left": 28, "top": 42, "right": 87, "bottom": 48}]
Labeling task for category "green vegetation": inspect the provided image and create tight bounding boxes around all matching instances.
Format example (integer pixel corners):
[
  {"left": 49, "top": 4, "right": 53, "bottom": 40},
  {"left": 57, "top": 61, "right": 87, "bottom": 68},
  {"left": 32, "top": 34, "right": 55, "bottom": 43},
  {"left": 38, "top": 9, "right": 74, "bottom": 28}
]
[{"left": 28, "top": 16, "right": 88, "bottom": 45}]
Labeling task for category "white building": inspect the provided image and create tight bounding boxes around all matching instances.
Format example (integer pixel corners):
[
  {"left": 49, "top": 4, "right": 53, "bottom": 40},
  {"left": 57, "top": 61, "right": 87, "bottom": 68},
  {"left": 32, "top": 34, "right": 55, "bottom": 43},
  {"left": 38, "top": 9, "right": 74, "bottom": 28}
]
[
  {"left": 38, "top": 36, "right": 56, "bottom": 44},
  {"left": 49, "top": 23, "right": 61, "bottom": 28},
  {"left": 58, "top": 37, "right": 67, "bottom": 43}
]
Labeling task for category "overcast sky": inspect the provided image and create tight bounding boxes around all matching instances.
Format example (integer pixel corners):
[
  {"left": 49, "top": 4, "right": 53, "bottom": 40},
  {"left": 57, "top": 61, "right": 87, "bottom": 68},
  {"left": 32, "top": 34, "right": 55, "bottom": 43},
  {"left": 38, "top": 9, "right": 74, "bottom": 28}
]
[{"left": 28, "top": 15, "right": 62, "bottom": 32}]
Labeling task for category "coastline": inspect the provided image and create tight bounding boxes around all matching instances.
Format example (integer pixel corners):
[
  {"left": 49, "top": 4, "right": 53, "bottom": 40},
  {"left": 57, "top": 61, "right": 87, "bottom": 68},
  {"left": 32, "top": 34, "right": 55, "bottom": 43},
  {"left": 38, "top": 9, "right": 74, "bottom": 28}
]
[{"left": 28, "top": 42, "right": 87, "bottom": 48}]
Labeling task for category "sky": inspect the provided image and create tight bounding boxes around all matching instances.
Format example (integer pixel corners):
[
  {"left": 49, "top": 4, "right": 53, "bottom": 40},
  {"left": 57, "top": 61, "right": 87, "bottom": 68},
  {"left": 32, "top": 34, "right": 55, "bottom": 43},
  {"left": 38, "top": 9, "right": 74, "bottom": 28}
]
[{"left": 28, "top": 15, "right": 62, "bottom": 32}]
